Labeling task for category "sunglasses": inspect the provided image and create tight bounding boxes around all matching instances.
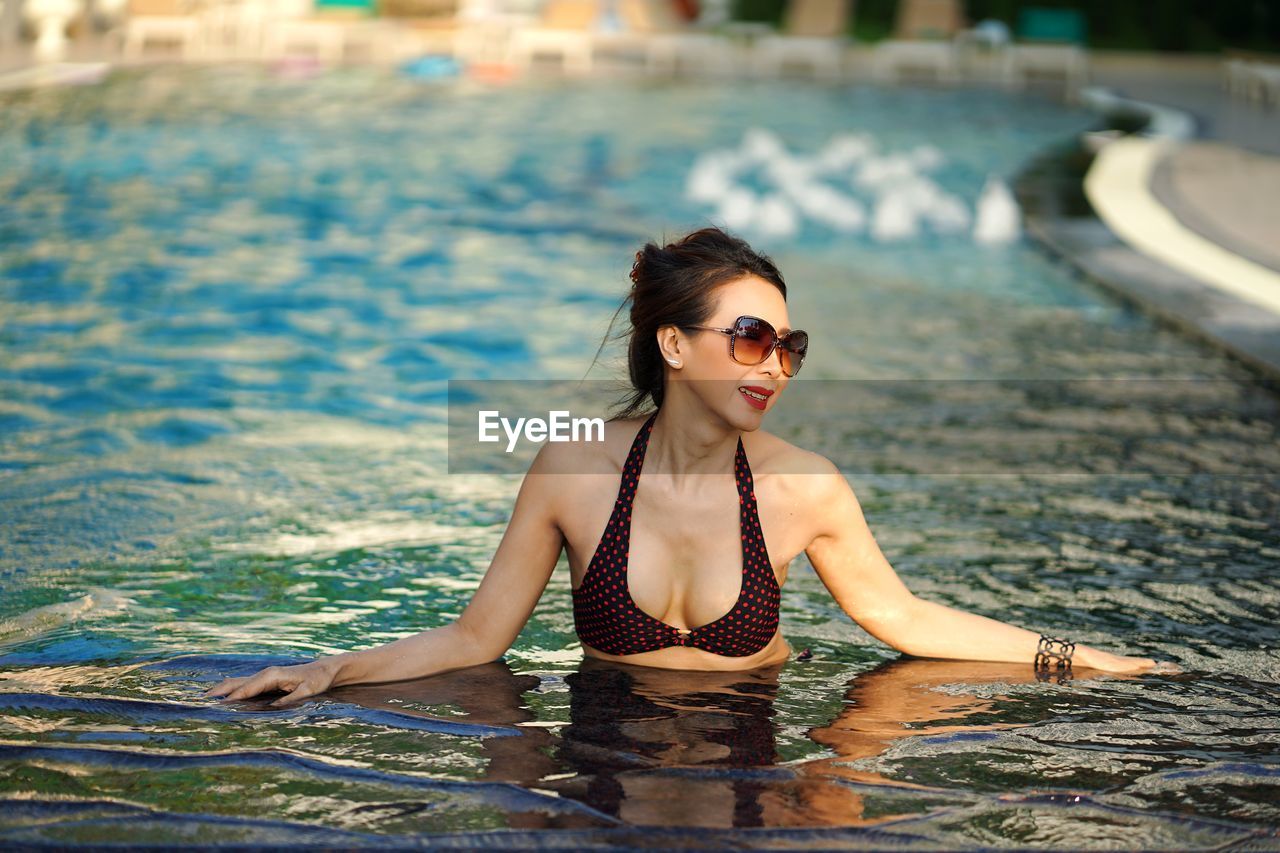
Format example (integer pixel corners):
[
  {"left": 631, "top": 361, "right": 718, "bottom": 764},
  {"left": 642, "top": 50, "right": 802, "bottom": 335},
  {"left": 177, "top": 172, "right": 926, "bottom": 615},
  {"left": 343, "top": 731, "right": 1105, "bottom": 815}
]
[{"left": 682, "top": 315, "right": 808, "bottom": 377}]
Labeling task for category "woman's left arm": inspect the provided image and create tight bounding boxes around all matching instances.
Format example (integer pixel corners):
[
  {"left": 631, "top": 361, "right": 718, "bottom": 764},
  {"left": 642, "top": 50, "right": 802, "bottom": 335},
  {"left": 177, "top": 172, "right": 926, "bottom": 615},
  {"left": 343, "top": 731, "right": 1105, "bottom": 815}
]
[{"left": 800, "top": 459, "right": 1161, "bottom": 674}]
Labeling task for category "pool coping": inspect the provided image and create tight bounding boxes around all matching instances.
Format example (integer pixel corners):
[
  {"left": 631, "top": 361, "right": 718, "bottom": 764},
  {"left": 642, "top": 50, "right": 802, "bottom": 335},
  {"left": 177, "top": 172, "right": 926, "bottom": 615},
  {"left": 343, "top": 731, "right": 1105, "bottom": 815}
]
[
  {"left": 0, "top": 61, "right": 110, "bottom": 91},
  {"left": 1014, "top": 87, "right": 1280, "bottom": 384}
]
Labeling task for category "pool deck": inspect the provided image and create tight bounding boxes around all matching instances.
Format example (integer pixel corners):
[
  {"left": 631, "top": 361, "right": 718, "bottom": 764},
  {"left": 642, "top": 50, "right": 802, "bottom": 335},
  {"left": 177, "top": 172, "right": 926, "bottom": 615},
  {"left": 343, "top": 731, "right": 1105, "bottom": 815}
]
[{"left": 1023, "top": 53, "right": 1280, "bottom": 382}]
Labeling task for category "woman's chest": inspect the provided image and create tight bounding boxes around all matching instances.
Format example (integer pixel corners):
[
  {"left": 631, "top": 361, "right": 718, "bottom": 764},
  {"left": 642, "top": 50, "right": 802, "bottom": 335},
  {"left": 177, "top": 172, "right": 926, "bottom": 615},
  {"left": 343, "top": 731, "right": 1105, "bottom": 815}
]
[{"left": 558, "top": 473, "right": 811, "bottom": 599}]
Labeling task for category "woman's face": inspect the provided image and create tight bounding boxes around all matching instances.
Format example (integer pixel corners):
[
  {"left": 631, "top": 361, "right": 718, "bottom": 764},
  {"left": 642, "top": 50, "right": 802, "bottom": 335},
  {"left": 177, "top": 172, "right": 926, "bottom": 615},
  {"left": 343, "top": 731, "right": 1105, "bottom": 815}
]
[{"left": 670, "top": 274, "right": 795, "bottom": 427}]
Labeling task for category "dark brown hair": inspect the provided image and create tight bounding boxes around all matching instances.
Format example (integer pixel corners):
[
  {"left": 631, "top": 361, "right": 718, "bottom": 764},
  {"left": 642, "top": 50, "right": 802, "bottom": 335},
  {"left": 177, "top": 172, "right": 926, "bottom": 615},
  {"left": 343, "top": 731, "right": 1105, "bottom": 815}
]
[{"left": 587, "top": 226, "right": 788, "bottom": 422}]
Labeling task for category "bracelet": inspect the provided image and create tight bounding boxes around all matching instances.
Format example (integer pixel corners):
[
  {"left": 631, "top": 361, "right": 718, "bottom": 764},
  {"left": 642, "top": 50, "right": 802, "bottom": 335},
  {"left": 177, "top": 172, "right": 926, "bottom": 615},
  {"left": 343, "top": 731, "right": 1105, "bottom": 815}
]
[
  {"left": 1035, "top": 634, "right": 1075, "bottom": 673},
  {"left": 1036, "top": 664, "right": 1074, "bottom": 685}
]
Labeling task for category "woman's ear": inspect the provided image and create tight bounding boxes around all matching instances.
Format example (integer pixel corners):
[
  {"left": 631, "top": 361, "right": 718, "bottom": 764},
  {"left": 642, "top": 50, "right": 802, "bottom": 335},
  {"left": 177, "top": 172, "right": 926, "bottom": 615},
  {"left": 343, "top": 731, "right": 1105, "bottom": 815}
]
[{"left": 656, "top": 326, "right": 682, "bottom": 367}]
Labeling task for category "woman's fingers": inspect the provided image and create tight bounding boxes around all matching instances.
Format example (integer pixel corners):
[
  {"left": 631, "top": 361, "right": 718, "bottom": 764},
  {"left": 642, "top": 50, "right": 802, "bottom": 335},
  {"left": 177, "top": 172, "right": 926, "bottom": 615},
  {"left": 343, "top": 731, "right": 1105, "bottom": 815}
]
[
  {"left": 220, "top": 667, "right": 293, "bottom": 702},
  {"left": 233, "top": 673, "right": 290, "bottom": 701},
  {"left": 1149, "top": 660, "right": 1184, "bottom": 675},
  {"left": 206, "top": 663, "right": 334, "bottom": 705},
  {"left": 1084, "top": 649, "right": 1165, "bottom": 674},
  {"left": 1124, "top": 657, "right": 1157, "bottom": 672},
  {"left": 1109, "top": 656, "right": 1155, "bottom": 673},
  {"left": 1106, "top": 655, "right": 1183, "bottom": 675},
  {"left": 205, "top": 677, "right": 249, "bottom": 698},
  {"left": 268, "top": 662, "right": 336, "bottom": 706},
  {"left": 269, "top": 679, "right": 322, "bottom": 707}
]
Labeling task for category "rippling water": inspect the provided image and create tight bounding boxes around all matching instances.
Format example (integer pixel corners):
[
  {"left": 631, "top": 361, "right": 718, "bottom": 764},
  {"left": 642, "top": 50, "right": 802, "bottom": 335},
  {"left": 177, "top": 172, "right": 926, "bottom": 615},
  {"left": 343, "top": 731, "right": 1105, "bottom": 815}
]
[{"left": 1, "top": 66, "right": 1278, "bottom": 847}]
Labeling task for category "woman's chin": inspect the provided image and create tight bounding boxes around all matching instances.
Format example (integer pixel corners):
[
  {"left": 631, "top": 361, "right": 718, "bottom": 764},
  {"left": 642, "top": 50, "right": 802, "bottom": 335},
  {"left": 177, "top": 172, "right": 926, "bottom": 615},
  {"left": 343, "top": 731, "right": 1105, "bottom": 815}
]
[{"left": 727, "top": 404, "right": 768, "bottom": 430}]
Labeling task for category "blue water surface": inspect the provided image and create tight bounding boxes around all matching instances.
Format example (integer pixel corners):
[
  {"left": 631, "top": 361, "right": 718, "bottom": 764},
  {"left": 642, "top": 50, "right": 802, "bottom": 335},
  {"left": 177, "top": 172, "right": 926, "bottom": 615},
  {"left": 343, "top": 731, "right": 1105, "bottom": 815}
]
[{"left": 0, "top": 65, "right": 1278, "bottom": 847}]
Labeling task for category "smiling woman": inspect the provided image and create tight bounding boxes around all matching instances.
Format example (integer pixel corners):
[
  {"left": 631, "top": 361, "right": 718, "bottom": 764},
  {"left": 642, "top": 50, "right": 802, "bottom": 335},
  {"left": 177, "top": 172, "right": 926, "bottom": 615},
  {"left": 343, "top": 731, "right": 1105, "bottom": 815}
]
[{"left": 208, "top": 225, "right": 1172, "bottom": 705}]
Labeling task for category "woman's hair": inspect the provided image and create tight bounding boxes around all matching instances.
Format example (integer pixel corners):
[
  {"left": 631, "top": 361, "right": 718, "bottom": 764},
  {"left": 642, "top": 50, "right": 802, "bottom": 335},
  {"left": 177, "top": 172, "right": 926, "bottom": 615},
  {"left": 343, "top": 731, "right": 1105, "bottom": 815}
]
[{"left": 587, "top": 226, "right": 788, "bottom": 422}]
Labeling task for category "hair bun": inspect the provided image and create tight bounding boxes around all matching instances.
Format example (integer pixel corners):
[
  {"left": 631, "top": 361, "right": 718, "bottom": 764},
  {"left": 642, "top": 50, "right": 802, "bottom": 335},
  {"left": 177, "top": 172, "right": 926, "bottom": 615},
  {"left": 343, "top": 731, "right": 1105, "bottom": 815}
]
[{"left": 629, "top": 249, "right": 645, "bottom": 286}]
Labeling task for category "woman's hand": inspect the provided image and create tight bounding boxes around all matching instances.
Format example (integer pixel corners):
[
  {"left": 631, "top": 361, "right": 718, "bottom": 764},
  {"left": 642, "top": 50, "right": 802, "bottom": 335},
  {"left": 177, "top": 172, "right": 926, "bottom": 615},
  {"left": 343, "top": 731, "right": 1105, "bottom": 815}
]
[
  {"left": 1078, "top": 648, "right": 1182, "bottom": 675},
  {"left": 206, "top": 658, "right": 340, "bottom": 706}
]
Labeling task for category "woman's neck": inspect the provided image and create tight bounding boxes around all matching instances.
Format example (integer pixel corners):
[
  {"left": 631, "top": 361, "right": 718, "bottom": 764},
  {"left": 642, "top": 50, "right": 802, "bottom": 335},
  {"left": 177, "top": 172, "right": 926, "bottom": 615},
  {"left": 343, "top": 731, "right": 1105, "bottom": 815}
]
[{"left": 645, "top": 404, "right": 739, "bottom": 483}]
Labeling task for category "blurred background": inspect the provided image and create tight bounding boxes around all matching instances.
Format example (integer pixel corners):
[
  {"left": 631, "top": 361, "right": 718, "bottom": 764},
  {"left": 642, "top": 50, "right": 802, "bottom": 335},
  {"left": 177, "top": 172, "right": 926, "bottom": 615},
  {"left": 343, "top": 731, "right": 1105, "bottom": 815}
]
[
  {"left": 4, "top": 0, "right": 1280, "bottom": 63},
  {"left": 2, "top": 0, "right": 1279, "bottom": 846}
]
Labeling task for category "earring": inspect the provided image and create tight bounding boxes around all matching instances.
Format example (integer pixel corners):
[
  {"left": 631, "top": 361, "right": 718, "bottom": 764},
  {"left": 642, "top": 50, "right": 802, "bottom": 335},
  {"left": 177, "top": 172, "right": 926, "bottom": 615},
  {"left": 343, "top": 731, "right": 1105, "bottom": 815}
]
[{"left": 666, "top": 359, "right": 680, "bottom": 366}]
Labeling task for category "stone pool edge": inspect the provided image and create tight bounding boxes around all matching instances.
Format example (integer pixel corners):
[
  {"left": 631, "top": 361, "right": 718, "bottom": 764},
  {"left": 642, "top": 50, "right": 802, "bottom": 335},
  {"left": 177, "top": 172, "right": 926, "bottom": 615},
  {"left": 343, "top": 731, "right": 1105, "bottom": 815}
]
[{"left": 1013, "top": 87, "right": 1280, "bottom": 386}]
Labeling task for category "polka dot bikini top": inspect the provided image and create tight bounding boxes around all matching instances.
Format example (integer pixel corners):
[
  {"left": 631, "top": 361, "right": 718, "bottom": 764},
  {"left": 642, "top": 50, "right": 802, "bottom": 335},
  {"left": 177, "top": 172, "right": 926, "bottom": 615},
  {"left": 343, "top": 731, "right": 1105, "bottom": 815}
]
[{"left": 572, "top": 410, "right": 782, "bottom": 658}]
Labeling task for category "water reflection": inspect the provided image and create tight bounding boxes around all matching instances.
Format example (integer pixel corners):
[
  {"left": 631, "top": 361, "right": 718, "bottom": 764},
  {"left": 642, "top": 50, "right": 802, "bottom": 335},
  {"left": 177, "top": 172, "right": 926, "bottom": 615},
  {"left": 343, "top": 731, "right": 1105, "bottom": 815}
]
[
  {"left": 323, "top": 657, "right": 1087, "bottom": 830},
  {"left": 550, "top": 659, "right": 784, "bottom": 827}
]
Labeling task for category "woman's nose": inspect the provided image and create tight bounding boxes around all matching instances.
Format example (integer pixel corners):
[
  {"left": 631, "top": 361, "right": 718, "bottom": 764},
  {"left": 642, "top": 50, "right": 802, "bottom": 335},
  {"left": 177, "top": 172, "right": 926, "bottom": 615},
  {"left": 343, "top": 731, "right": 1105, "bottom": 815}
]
[{"left": 759, "top": 345, "right": 784, "bottom": 376}]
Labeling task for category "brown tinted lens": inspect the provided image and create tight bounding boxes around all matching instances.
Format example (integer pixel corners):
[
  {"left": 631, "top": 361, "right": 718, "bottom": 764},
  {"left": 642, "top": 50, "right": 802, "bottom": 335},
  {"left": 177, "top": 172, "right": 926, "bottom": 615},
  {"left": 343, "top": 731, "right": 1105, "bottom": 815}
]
[
  {"left": 780, "top": 331, "right": 807, "bottom": 376},
  {"left": 731, "top": 317, "right": 773, "bottom": 365}
]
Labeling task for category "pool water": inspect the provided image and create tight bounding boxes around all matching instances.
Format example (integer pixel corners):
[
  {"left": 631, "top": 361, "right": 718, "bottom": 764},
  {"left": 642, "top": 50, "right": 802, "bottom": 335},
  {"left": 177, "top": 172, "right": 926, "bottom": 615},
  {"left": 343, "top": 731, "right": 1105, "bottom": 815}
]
[{"left": 1, "top": 66, "right": 1278, "bottom": 847}]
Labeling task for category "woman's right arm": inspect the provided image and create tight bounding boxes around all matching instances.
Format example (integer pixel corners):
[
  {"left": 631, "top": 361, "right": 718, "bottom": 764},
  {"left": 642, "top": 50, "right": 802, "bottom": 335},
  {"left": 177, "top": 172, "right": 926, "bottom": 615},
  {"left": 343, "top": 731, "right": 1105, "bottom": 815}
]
[{"left": 206, "top": 443, "right": 568, "bottom": 705}]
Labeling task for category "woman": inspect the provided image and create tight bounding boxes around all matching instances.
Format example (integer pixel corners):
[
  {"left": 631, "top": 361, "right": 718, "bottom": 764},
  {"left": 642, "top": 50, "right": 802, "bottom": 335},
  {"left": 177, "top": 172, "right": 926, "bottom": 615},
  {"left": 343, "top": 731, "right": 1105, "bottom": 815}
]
[{"left": 208, "top": 226, "right": 1165, "bottom": 706}]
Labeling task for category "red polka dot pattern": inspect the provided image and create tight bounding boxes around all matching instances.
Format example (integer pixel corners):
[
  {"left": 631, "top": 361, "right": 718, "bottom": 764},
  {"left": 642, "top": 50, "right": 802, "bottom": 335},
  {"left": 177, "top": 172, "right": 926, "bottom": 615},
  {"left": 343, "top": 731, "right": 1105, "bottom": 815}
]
[{"left": 573, "top": 410, "right": 781, "bottom": 657}]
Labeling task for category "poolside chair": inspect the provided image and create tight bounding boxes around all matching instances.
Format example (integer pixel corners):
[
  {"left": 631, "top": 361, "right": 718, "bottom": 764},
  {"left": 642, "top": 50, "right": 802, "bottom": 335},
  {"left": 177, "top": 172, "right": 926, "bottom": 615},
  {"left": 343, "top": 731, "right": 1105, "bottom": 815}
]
[
  {"left": 0, "top": 0, "right": 19, "bottom": 52},
  {"left": 1222, "top": 50, "right": 1280, "bottom": 106},
  {"left": 263, "top": 0, "right": 403, "bottom": 64},
  {"left": 870, "top": 0, "right": 963, "bottom": 83},
  {"left": 1224, "top": 57, "right": 1251, "bottom": 99},
  {"left": 194, "top": 0, "right": 281, "bottom": 60},
  {"left": 194, "top": 0, "right": 247, "bottom": 59},
  {"left": 122, "top": 0, "right": 205, "bottom": 59},
  {"left": 591, "top": 0, "right": 733, "bottom": 76},
  {"left": 376, "top": 0, "right": 463, "bottom": 62},
  {"left": 1245, "top": 60, "right": 1280, "bottom": 106},
  {"left": 261, "top": 0, "right": 347, "bottom": 62},
  {"left": 505, "top": 0, "right": 598, "bottom": 74},
  {"left": 19, "top": 0, "right": 85, "bottom": 62},
  {"left": 752, "top": 0, "right": 852, "bottom": 81},
  {"left": 1001, "top": 6, "right": 1089, "bottom": 98}
]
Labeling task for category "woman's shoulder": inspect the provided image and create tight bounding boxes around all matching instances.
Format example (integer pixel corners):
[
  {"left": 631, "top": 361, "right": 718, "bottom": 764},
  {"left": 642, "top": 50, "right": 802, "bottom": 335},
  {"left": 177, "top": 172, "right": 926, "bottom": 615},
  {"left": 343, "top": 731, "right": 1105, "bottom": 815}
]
[
  {"left": 744, "top": 429, "right": 846, "bottom": 515},
  {"left": 529, "top": 414, "right": 648, "bottom": 477},
  {"left": 744, "top": 428, "right": 839, "bottom": 479}
]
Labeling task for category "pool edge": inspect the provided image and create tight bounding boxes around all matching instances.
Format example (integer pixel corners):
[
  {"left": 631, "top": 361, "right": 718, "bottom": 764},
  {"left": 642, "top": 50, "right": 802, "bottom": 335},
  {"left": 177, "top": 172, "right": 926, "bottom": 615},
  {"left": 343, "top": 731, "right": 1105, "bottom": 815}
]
[{"left": 1013, "top": 89, "right": 1280, "bottom": 386}]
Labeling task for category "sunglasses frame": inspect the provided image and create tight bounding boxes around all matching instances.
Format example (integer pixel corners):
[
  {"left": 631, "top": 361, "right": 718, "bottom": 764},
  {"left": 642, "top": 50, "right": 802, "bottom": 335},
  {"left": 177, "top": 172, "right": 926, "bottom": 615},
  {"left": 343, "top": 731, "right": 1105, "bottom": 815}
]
[{"left": 681, "top": 315, "right": 808, "bottom": 377}]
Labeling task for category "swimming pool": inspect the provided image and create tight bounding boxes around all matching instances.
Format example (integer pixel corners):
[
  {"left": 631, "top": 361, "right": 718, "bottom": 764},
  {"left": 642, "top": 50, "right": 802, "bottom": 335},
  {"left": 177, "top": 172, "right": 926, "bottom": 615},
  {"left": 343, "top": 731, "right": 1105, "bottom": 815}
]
[{"left": 1, "top": 65, "right": 1278, "bottom": 847}]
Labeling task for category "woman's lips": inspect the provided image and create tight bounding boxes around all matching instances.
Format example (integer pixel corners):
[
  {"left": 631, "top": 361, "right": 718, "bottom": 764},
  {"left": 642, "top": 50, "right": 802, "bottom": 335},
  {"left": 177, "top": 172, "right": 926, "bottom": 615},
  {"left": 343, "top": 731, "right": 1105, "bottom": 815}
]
[{"left": 739, "top": 386, "right": 771, "bottom": 410}]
